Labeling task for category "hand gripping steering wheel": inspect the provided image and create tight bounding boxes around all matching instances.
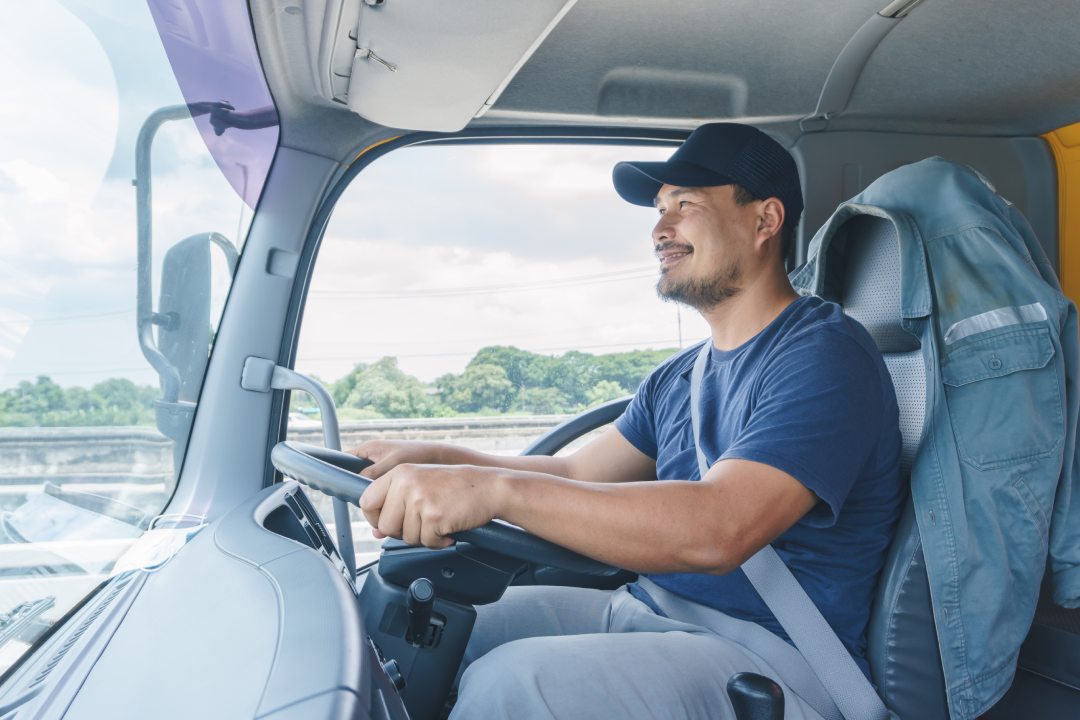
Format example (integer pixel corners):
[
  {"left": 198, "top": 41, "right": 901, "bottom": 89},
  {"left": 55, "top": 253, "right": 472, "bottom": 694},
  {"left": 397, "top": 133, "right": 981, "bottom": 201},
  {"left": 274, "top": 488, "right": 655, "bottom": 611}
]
[{"left": 270, "top": 441, "right": 620, "bottom": 577}]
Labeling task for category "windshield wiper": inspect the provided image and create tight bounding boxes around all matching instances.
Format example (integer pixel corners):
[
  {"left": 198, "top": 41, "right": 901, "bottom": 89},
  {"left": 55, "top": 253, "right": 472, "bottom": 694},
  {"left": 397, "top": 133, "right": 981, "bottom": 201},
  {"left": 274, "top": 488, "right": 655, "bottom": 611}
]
[{"left": 0, "top": 597, "right": 55, "bottom": 649}]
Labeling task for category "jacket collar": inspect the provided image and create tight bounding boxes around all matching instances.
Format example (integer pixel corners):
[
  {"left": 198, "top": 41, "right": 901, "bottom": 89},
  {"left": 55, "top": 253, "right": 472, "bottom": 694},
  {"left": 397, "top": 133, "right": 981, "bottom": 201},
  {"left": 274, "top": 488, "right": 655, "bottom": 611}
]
[{"left": 790, "top": 203, "right": 932, "bottom": 320}]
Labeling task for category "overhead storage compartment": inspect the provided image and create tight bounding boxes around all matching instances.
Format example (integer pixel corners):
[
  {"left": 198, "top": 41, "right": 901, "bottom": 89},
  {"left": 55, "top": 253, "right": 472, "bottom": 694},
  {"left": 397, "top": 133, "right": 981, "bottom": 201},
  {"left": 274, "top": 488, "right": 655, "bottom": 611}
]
[{"left": 310, "top": 0, "right": 578, "bottom": 132}]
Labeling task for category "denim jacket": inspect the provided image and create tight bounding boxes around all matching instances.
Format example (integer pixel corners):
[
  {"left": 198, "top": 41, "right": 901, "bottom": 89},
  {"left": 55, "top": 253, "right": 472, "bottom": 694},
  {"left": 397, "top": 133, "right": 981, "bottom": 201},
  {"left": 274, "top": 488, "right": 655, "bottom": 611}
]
[{"left": 791, "top": 157, "right": 1080, "bottom": 719}]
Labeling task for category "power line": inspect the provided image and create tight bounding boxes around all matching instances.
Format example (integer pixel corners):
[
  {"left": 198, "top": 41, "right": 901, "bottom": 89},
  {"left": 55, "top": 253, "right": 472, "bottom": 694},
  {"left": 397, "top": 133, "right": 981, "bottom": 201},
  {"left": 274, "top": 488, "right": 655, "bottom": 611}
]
[
  {"left": 309, "top": 266, "right": 656, "bottom": 299},
  {"left": 1, "top": 367, "right": 155, "bottom": 380},
  {"left": 0, "top": 267, "right": 658, "bottom": 324},
  {"left": 0, "top": 308, "right": 134, "bottom": 327},
  {"left": 301, "top": 321, "right": 671, "bottom": 351},
  {"left": 299, "top": 338, "right": 682, "bottom": 363}
]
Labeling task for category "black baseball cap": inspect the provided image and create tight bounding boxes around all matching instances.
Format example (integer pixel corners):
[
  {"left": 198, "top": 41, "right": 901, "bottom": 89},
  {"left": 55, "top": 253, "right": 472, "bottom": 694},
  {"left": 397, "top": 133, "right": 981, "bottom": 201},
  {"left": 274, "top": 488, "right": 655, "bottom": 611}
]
[{"left": 612, "top": 123, "right": 803, "bottom": 226}]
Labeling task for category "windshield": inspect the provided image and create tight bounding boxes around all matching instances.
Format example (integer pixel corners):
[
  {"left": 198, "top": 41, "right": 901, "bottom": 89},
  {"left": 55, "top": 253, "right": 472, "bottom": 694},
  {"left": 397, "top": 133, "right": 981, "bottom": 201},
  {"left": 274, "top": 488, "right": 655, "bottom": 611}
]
[
  {"left": 291, "top": 142, "right": 711, "bottom": 568},
  {"left": 0, "top": 0, "right": 278, "bottom": 674}
]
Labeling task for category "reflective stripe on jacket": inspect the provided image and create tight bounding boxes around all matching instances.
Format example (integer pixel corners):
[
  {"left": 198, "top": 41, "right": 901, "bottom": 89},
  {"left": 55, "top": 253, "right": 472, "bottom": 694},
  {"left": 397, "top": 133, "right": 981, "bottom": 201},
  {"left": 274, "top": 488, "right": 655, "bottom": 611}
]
[{"left": 791, "top": 157, "right": 1080, "bottom": 720}]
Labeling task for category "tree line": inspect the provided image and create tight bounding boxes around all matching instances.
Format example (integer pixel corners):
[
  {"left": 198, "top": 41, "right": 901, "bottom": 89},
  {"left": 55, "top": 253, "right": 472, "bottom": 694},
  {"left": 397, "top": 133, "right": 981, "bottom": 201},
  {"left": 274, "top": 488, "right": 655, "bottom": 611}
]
[
  {"left": 326, "top": 345, "right": 677, "bottom": 419},
  {"left": 0, "top": 376, "right": 158, "bottom": 427},
  {"left": 0, "top": 345, "right": 679, "bottom": 427}
]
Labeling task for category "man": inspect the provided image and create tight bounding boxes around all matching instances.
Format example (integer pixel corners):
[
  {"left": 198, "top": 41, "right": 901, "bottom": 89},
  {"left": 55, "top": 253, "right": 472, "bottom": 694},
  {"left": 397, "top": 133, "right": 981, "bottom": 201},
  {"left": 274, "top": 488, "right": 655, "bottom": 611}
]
[{"left": 353, "top": 123, "right": 904, "bottom": 719}]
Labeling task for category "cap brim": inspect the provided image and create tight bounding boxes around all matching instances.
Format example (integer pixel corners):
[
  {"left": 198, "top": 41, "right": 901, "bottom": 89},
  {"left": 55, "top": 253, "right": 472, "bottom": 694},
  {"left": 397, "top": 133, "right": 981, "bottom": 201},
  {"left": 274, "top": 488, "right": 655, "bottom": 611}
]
[{"left": 612, "top": 160, "right": 733, "bottom": 206}]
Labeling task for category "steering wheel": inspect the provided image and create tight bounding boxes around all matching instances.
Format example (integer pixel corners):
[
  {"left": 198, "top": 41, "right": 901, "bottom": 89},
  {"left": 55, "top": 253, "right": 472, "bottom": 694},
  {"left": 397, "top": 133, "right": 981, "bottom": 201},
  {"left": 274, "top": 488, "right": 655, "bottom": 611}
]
[{"left": 270, "top": 441, "right": 620, "bottom": 577}]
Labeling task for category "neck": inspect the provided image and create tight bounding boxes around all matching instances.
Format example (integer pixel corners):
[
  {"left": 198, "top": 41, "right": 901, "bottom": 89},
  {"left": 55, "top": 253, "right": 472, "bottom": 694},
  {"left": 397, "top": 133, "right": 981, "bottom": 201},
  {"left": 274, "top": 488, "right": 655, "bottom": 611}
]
[{"left": 697, "top": 265, "right": 799, "bottom": 351}]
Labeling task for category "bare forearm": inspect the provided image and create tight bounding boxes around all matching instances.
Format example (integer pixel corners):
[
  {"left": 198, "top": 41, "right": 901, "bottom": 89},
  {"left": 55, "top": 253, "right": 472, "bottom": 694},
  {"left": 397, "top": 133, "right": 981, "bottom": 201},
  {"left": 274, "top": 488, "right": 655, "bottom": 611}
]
[
  {"left": 429, "top": 443, "right": 573, "bottom": 477},
  {"left": 358, "top": 456, "right": 815, "bottom": 570},
  {"left": 493, "top": 468, "right": 737, "bottom": 574},
  {"left": 355, "top": 429, "right": 653, "bottom": 484}
]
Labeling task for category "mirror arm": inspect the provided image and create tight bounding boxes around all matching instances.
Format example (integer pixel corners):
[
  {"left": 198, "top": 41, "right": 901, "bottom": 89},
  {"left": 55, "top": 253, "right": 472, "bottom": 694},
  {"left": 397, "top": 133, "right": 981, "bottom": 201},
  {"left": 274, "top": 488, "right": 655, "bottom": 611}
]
[
  {"left": 135, "top": 105, "right": 190, "bottom": 401},
  {"left": 207, "top": 104, "right": 278, "bottom": 135},
  {"left": 134, "top": 103, "right": 234, "bottom": 401},
  {"left": 208, "top": 231, "right": 240, "bottom": 275}
]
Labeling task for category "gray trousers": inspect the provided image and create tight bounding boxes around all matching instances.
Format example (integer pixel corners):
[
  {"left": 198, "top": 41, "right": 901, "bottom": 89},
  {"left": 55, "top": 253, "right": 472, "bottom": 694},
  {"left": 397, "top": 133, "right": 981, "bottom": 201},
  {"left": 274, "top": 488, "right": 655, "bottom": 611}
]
[{"left": 450, "top": 582, "right": 836, "bottom": 720}]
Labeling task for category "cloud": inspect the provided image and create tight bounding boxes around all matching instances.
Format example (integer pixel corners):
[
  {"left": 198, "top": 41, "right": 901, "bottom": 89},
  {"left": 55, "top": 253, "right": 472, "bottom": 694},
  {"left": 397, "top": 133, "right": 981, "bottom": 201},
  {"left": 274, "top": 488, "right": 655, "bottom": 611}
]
[
  {"left": 0, "top": 167, "right": 22, "bottom": 194},
  {"left": 296, "top": 141, "right": 707, "bottom": 385},
  {"left": 0, "top": 3, "right": 251, "bottom": 390},
  {"left": 297, "top": 237, "right": 708, "bottom": 383},
  {"left": 0, "top": 310, "right": 32, "bottom": 363},
  {"left": 1, "top": 5, "right": 696, "bottom": 396},
  {"left": 0, "top": 150, "right": 247, "bottom": 389},
  {"left": 472, "top": 144, "right": 670, "bottom": 197},
  {"left": 327, "top": 144, "right": 666, "bottom": 261},
  {"left": 0, "top": 5, "right": 118, "bottom": 194}
]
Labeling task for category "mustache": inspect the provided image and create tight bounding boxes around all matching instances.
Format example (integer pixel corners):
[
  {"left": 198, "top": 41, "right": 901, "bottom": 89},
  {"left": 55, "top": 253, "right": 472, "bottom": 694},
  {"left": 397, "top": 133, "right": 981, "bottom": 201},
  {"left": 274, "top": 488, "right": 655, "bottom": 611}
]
[{"left": 653, "top": 241, "right": 693, "bottom": 258}]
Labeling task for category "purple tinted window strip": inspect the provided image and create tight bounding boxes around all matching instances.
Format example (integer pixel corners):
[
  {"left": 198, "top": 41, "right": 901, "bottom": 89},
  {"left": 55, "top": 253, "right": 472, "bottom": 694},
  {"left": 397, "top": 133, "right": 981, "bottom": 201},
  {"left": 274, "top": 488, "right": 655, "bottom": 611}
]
[{"left": 146, "top": 0, "right": 279, "bottom": 209}]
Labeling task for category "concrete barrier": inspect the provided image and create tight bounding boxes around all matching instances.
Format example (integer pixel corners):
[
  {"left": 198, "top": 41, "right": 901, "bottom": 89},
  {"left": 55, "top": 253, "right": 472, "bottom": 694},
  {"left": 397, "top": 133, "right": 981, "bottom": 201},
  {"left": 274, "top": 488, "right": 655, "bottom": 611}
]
[
  {"left": 0, "top": 416, "right": 580, "bottom": 512},
  {"left": 0, "top": 415, "right": 609, "bottom": 575},
  {"left": 0, "top": 416, "right": 571, "bottom": 479},
  {"left": 0, "top": 427, "right": 173, "bottom": 486},
  {"left": 289, "top": 415, "right": 572, "bottom": 454}
]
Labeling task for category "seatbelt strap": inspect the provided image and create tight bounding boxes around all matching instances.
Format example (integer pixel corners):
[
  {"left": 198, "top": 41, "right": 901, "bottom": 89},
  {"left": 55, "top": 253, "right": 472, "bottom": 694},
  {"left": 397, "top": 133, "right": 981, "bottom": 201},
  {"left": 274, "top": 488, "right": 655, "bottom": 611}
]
[{"left": 689, "top": 340, "right": 892, "bottom": 720}]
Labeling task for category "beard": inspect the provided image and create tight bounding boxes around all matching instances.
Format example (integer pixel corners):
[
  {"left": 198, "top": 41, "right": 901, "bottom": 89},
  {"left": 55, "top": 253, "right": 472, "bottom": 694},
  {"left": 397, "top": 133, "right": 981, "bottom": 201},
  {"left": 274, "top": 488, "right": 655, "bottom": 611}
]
[{"left": 656, "top": 260, "right": 742, "bottom": 310}]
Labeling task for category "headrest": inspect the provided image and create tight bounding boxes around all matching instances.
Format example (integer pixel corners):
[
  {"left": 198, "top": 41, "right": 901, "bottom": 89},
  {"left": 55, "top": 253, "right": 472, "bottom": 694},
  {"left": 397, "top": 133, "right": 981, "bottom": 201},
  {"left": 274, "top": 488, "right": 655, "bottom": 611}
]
[{"left": 829, "top": 215, "right": 921, "bottom": 354}]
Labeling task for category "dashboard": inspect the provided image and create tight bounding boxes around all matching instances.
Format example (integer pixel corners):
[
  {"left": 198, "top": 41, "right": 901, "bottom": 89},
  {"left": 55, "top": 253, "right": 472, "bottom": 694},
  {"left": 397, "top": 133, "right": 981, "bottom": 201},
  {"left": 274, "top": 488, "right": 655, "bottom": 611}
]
[{"left": 0, "top": 481, "right": 408, "bottom": 720}]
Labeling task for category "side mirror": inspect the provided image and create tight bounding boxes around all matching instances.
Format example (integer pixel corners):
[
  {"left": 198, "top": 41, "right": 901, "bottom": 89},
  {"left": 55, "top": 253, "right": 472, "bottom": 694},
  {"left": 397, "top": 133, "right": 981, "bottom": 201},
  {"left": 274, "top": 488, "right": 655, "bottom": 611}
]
[
  {"left": 157, "top": 234, "right": 212, "bottom": 403},
  {"left": 133, "top": 106, "right": 246, "bottom": 484},
  {"left": 139, "top": 232, "right": 238, "bottom": 479}
]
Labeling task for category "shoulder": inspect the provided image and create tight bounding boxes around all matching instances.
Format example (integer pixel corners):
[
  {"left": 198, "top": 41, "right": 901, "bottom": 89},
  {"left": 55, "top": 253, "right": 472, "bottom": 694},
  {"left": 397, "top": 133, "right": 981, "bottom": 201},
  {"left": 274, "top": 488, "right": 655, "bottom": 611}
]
[{"left": 761, "top": 298, "right": 892, "bottom": 402}]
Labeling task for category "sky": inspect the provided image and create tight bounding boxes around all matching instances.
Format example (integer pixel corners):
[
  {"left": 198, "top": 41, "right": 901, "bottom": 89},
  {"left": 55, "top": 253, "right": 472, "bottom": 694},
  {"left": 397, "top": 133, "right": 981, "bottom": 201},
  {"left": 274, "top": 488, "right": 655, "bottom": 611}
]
[
  {"left": 0, "top": 1, "right": 709, "bottom": 394},
  {"left": 297, "top": 143, "right": 709, "bottom": 384},
  {"left": 0, "top": 2, "right": 251, "bottom": 391}
]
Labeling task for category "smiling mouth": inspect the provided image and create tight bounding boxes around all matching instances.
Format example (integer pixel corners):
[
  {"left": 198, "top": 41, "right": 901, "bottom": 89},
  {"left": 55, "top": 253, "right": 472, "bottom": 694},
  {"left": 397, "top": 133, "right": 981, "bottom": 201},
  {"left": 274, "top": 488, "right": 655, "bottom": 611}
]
[{"left": 655, "top": 244, "right": 693, "bottom": 271}]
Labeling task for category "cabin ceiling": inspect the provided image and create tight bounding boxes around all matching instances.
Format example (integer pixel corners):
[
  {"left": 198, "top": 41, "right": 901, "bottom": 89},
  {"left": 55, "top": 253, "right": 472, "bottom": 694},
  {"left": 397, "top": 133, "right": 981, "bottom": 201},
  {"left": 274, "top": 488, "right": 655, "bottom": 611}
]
[
  {"left": 488, "top": 0, "right": 880, "bottom": 124},
  {"left": 251, "top": 0, "right": 1080, "bottom": 159}
]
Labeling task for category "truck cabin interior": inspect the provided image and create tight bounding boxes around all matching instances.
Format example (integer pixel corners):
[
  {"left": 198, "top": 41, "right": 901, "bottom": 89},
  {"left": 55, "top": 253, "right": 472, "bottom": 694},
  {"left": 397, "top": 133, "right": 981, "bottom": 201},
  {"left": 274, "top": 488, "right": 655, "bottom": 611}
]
[{"left": 0, "top": 1, "right": 1078, "bottom": 719}]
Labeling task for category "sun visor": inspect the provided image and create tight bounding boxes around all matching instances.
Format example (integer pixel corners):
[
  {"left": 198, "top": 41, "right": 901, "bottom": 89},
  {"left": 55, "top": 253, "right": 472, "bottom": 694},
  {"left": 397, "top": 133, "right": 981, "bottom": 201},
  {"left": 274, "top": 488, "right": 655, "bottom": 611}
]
[{"left": 315, "top": 0, "right": 577, "bottom": 132}]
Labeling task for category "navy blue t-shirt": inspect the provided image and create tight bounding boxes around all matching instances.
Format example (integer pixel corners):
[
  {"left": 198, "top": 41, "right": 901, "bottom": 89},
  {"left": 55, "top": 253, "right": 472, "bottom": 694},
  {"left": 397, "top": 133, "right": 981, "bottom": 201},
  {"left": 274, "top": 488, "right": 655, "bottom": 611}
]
[{"left": 615, "top": 296, "right": 903, "bottom": 675}]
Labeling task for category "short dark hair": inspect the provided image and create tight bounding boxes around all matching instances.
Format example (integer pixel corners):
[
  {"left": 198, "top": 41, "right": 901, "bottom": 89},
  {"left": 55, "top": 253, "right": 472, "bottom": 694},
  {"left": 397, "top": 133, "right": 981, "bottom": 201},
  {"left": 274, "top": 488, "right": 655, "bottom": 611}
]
[{"left": 731, "top": 184, "right": 796, "bottom": 261}]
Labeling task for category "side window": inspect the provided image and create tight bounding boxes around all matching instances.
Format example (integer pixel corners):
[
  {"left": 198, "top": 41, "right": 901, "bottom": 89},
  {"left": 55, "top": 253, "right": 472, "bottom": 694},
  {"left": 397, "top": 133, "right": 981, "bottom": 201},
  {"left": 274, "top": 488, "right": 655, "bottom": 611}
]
[
  {"left": 291, "top": 143, "right": 708, "bottom": 567},
  {"left": 0, "top": 2, "right": 276, "bottom": 674}
]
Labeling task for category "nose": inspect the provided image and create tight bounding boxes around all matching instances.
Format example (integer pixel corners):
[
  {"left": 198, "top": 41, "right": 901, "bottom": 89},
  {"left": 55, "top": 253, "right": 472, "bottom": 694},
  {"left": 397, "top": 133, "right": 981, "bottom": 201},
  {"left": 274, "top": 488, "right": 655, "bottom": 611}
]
[{"left": 652, "top": 211, "right": 675, "bottom": 245}]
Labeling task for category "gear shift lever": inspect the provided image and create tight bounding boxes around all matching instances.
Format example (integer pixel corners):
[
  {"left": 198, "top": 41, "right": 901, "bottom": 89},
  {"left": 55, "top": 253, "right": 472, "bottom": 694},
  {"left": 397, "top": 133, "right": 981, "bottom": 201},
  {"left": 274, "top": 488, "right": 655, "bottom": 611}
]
[{"left": 406, "top": 578, "right": 435, "bottom": 646}]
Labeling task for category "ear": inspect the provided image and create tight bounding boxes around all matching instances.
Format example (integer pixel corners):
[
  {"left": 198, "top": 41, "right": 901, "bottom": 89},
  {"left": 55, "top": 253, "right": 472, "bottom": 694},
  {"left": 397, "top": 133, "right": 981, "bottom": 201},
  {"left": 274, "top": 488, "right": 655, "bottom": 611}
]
[{"left": 755, "top": 198, "right": 786, "bottom": 252}]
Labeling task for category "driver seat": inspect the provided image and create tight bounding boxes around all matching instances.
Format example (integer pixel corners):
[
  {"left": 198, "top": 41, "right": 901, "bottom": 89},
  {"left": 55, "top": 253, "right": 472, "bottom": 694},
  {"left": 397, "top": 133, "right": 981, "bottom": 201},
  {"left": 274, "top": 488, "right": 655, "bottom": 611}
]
[{"left": 817, "top": 212, "right": 949, "bottom": 719}]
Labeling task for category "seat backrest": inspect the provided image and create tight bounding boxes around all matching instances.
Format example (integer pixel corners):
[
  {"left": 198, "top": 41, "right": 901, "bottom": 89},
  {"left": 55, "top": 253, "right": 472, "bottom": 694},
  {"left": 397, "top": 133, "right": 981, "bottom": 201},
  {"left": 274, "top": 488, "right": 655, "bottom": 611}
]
[{"left": 824, "top": 214, "right": 950, "bottom": 719}]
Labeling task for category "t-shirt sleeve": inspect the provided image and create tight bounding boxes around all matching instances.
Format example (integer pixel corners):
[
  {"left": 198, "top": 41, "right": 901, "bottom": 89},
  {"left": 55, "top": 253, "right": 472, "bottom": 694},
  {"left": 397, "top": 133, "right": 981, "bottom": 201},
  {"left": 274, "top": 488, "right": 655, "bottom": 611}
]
[
  {"left": 615, "top": 372, "right": 659, "bottom": 459},
  {"left": 721, "top": 329, "right": 887, "bottom": 527}
]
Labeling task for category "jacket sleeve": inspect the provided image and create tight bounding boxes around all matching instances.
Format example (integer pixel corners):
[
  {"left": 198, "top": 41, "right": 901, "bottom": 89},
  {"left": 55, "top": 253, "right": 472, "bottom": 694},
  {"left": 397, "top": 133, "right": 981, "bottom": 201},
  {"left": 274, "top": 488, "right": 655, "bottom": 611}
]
[{"left": 1051, "top": 299, "right": 1080, "bottom": 608}]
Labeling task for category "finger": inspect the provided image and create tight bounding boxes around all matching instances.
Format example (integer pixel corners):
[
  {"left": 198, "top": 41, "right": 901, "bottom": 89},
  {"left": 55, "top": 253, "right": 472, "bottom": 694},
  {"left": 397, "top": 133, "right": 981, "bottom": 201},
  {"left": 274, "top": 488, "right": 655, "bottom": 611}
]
[
  {"left": 375, "top": 472, "right": 406, "bottom": 540},
  {"left": 416, "top": 498, "right": 455, "bottom": 548},
  {"left": 363, "top": 459, "right": 391, "bottom": 479},
  {"left": 348, "top": 442, "right": 376, "bottom": 460},
  {"left": 419, "top": 511, "right": 455, "bottom": 550},
  {"left": 401, "top": 505, "right": 423, "bottom": 546},
  {"left": 359, "top": 497, "right": 379, "bottom": 530},
  {"left": 352, "top": 442, "right": 397, "bottom": 480},
  {"left": 359, "top": 473, "right": 390, "bottom": 528}
]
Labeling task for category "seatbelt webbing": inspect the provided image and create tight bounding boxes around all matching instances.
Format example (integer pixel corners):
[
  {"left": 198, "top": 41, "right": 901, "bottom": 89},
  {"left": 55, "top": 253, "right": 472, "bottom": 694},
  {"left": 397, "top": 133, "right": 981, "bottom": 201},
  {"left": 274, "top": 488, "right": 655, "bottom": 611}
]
[{"left": 689, "top": 341, "right": 891, "bottom": 720}]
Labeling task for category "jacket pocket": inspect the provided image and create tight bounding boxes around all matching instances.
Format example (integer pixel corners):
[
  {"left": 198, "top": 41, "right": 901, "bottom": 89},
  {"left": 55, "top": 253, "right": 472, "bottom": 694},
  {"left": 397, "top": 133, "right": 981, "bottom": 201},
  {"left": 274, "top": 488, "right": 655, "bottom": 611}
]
[{"left": 942, "top": 324, "right": 1061, "bottom": 469}]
